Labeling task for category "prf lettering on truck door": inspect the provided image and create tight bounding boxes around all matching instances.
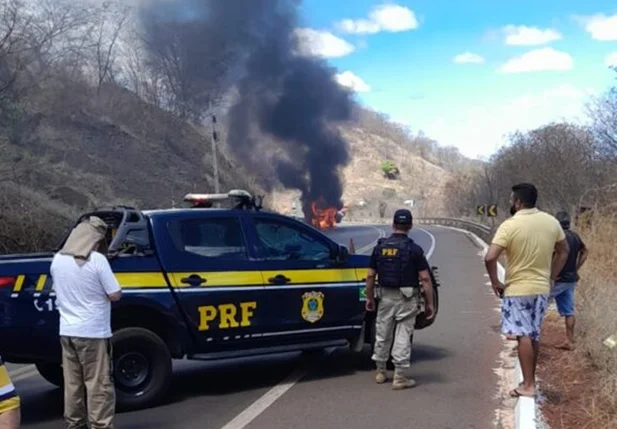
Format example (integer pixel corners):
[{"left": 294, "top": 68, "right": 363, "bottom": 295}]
[{"left": 197, "top": 301, "right": 257, "bottom": 331}]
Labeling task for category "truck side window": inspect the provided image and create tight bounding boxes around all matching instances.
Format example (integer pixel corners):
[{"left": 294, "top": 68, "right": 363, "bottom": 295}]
[
  {"left": 168, "top": 217, "right": 248, "bottom": 260},
  {"left": 254, "top": 219, "right": 331, "bottom": 261},
  {"left": 118, "top": 229, "right": 151, "bottom": 253}
]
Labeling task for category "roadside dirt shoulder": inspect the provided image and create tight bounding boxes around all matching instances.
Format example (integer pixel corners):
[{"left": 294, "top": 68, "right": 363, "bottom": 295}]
[{"left": 538, "top": 310, "right": 617, "bottom": 428}]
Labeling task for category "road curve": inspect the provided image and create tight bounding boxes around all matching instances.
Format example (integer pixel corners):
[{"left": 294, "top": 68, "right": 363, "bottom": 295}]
[
  {"left": 11, "top": 225, "right": 505, "bottom": 429},
  {"left": 324, "top": 224, "right": 434, "bottom": 257}
]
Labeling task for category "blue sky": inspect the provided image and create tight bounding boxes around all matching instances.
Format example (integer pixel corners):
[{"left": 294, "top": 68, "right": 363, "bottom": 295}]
[{"left": 295, "top": 0, "right": 617, "bottom": 159}]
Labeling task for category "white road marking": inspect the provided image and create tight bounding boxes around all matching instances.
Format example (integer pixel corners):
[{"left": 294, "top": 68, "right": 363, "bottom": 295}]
[
  {"left": 219, "top": 366, "right": 308, "bottom": 429},
  {"left": 356, "top": 225, "right": 386, "bottom": 254},
  {"left": 8, "top": 365, "right": 36, "bottom": 378},
  {"left": 10, "top": 366, "right": 38, "bottom": 382},
  {"left": 416, "top": 227, "right": 436, "bottom": 260}
]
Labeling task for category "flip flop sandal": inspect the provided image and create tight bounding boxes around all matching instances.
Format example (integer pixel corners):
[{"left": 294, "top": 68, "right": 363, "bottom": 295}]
[{"left": 509, "top": 387, "right": 535, "bottom": 398}]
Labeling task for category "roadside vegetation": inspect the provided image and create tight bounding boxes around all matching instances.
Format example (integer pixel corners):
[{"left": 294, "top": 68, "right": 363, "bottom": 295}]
[{"left": 569, "top": 210, "right": 617, "bottom": 427}]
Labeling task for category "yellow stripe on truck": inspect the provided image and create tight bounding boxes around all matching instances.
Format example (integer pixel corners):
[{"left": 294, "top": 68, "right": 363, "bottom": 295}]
[
  {"left": 12, "top": 275, "right": 25, "bottom": 293},
  {"left": 35, "top": 275, "right": 47, "bottom": 291},
  {"left": 168, "top": 271, "right": 264, "bottom": 288},
  {"left": 114, "top": 272, "right": 168, "bottom": 288},
  {"left": 261, "top": 268, "right": 359, "bottom": 284},
  {"left": 11, "top": 268, "right": 363, "bottom": 295}
]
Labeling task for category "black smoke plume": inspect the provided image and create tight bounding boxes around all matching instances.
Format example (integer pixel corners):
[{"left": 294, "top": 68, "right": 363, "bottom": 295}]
[{"left": 139, "top": 0, "right": 353, "bottom": 218}]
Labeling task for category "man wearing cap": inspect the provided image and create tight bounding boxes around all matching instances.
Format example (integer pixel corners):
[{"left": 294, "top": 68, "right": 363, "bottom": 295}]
[
  {"left": 551, "top": 211, "right": 588, "bottom": 350},
  {"left": 50, "top": 216, "right": 122, "bottom": 429},
  {"left": 364, "top": 209, "right": 435, "bottom": 389}
]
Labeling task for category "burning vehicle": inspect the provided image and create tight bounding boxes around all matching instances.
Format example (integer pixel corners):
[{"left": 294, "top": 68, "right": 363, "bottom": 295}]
[{"left": 309, "top": 199, "right": 347, "bottom": 230}]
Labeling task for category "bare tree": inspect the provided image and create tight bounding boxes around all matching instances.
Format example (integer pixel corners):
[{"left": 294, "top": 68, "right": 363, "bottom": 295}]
[
  {"left": 447, "top": 118, "right": 617, "bottom": 219},
  {"left": 90, "top": 1, "right": 130, "bottom": 92},
  {"left": 0, "top": 0, "right": 97, "bottom": 101},
  {"left": 140, "top": 15, "right": 237, "bottom": 122},
  {"left": 587, "top": 68, "right": 617, "bottom": 160}
]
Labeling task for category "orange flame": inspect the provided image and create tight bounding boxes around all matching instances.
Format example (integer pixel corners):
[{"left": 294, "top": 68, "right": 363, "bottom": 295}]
[{"left": 310, "top": 201, "right": 338, "bottom": 230}]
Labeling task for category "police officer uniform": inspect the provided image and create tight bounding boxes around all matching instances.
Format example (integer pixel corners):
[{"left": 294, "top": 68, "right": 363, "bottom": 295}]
[{"left": 368, "top": 209, "right": 430, "bottom": 389}]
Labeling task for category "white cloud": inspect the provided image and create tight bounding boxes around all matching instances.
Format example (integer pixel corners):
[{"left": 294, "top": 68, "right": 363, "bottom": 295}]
[
  {"left": 605, "top": 52, "right": 617, "bottom": 67},
  {"left": 335, "top": 71, "right": 371, "bottom": 93},
  {"left": 453, "top": 52, "right": 485, "bottom": 64},
  {"left": 499, "top": 48, "right": 573, "bottom": 73},
  {"left": 577, "top": 13, "right": 617, "bottom": 41},
  {"left": 422, "top": 84, "right": 595, "bottom": 159},
  {"left": 336, "top": 4, "right": 418, "bottom": 34},
  {"left": 502, "top": 25, "right": 562, "bottom": 45},
  {"left": 293, "top": 28, "right": 355, "bottom": 58}
]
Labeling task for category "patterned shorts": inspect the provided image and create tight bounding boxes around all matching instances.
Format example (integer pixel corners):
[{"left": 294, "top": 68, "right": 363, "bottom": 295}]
[{"left": 501, "top": 294, "right": 549, "bottom": 342}]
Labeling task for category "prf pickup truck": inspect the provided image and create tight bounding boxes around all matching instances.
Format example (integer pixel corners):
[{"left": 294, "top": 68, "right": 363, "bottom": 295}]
[{"left": 0, "top": 190, "right": 439, "bottom": 410}]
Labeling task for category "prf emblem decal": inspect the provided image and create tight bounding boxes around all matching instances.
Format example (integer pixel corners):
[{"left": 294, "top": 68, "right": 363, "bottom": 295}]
[{"left": 301, "top": 291, "right": 324, "bottom": 323}]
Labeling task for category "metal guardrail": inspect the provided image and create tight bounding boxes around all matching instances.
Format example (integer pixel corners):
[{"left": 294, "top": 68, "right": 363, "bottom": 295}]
[
  {"left": 342, "top": 217, "right": 495, "bottom": 243},
  {"left": 415, "top": 218, "right": 494, "bottom": 243}
]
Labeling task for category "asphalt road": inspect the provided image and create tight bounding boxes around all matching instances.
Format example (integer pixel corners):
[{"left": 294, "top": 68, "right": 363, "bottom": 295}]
[{"left": 10, "top": 225, "right": 505, "bottom": 429}]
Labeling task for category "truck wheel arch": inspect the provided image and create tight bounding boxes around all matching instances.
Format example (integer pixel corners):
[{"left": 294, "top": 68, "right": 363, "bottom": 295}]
[{"left": 112, "top": 305, "right": 184, "bottom": 359}]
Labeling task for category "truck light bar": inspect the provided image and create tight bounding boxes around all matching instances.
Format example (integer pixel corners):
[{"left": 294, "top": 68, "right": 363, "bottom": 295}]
[{"left": 183, "top": 189, "right": 252, "bottom": 204}]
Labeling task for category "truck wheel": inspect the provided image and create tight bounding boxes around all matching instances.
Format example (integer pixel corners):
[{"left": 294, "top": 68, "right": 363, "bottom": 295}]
[
  {"left": 112, "top": 327, "right": 172, "bottom": 411},
  {"left": 35, "top": 362, "right": 64, "bottom": 388}
]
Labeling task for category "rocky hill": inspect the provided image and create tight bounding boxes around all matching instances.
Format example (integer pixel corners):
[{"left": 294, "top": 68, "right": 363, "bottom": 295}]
[{"left": 267, "top": 108, "right": 476, "bottom": 222}]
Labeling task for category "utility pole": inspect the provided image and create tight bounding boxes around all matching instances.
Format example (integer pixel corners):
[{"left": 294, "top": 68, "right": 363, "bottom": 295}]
[{"left": 209, "top": 100, "right": 220, "bottom": 194}]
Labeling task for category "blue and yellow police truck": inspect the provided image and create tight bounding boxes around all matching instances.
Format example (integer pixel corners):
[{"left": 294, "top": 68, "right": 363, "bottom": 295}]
[{"left": 0, "top": 190, "right": 439, "bottom": 410}]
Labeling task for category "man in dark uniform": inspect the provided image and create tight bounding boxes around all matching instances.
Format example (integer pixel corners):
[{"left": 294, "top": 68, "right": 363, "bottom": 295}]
[
  {"left": 364, "top": 209, "right": 435, "bottom": 389},
  {"left": 551, "top": 211, "right": 588, "bottom": 350}
]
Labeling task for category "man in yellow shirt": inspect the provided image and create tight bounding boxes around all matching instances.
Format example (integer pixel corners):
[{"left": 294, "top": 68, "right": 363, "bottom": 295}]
[
  {"left": 0, "top": 356, "right": 20, "bottom": 429},
  {"left": 485, "top": 183, "right": 569, "bottom": 398}
]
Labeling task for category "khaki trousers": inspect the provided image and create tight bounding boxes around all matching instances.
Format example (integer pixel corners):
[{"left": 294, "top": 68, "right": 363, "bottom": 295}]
[
  {"left": 371, "top": 287, "right": 420, "bottom": 370},
  {"left": 60, "top": 337, "right": 115, "bottom": 429}
]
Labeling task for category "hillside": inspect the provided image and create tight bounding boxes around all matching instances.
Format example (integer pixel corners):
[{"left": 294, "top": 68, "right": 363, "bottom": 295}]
[
  {"left": 265, "top": 108, "right": 472, "bottom": 221},
  {"left": 0, "top": 81, "right": 257, "bottom": 253}
]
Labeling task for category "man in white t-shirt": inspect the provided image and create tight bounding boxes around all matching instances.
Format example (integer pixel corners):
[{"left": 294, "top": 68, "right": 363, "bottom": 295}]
[{"left": 50, "top": 216, "right": 121, "bottom": 429}]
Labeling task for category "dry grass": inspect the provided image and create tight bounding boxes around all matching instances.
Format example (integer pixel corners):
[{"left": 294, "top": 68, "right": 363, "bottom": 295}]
[
  {"left": 575, "top": 212, "right": 617, "bottom": 426},
  {"left": 539, "top": 212, "right": 617, "bottom": 428}
]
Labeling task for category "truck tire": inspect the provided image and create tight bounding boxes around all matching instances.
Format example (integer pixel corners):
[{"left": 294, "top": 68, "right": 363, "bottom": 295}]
[
  {"left": 36, "top": 362, "right": 64, "bottom": 388},
  {"left": 112, "top": 327, "right": 172, "bottom": 411}
]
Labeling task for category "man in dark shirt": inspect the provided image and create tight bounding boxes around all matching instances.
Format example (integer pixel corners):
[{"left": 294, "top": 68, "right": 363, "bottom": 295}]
[{"left": 551, "top": 211, "right": 589, "bottom": 350}]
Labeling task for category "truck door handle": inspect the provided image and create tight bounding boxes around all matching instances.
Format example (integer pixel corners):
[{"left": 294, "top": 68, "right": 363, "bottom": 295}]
[
  {"left": 268, "top": 274, "right": 290, "bottom": 285},
  {"left": 180, "top": 274, "right": 206, "bottom": 286}
]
